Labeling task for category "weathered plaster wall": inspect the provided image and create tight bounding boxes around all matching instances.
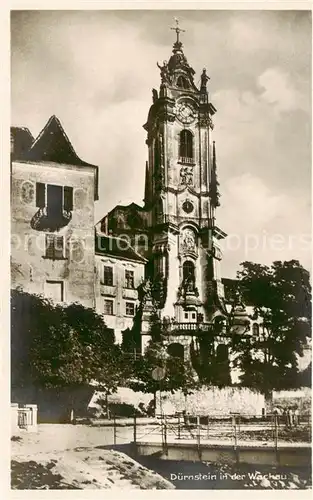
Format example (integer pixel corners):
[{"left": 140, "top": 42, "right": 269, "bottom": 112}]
[{"left": 11, "top": 161, "right": 96, "bottom": 307}]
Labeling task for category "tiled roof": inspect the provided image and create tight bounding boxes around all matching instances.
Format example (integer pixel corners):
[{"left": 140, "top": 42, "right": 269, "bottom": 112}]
[
  {"left": 95, "top": 233, "right": 147, "bottom": 263},
  {"left": 11, "top": 127, "right": 34, "bottom": 159},
  {"left": 20, "top": 115, "right": 96, "bottom": 168},
  {"left": 11, "top": 116, "right": 99, "bottom": 200}
]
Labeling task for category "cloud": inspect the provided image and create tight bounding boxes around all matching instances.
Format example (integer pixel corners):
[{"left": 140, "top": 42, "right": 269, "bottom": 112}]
[
  {"left": 10, "top": 10, "right": 311, "bottom": 278},
  {"left": 219, "top": 174, "right": 311, "bottom": 277},
  {"left": 257, "top": 68, "right": 303, "bottom": 113}
]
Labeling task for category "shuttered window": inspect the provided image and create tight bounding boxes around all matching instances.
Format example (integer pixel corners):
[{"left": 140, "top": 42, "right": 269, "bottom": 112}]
[
  {"left": 103, "top": 266, "right": 113, "bottom": 286},
  {"left": 64, "top": 186, "right": 73, "bottom": 211},
  {"left": 45, "top": 234, "right": 64, "bottom": 259},
  {"left": 36, "top": 183, "right": 73, "bottom": 211},
  {"left": 36, "top": 182, "right": 46, "bottom": 208}
]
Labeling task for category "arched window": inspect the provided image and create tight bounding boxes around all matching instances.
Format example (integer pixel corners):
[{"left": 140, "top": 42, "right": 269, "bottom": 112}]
[
  {"left": 252, "top": 323, "right": 260, "bottom": 336},
  {"left": 177, "top": 76, "right": 189, "bottom": 89},
  {"left": 179, "top": 130, "right": 193, "bottom": 160},
  {"left": 167, "top": 343, "right": 184, "bottom": 359},
  {"left": 183, "top": 260, "right": 195, "bottom": 282},
  {"left": 216, "top": 344, "right": 228, "bottom": 362}
]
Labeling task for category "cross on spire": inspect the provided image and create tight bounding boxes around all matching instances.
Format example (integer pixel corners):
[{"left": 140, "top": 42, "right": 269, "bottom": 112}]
[{"left": 171, "top": 18, "right": 185, "bottom": 44}]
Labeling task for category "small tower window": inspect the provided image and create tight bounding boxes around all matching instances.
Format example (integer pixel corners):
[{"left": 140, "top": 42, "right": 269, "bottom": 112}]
[
  {"left": 177, "top": 76, "right": 189, "bottom": 89},
  {"left": 252, "top": 323, "right": 260, "bottom": 336},
  {"left": 179, "top": 130, "right": 193, "bottom": 160}
]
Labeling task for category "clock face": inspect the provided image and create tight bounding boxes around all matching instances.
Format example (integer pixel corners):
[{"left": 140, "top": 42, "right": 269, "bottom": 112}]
[
  {"left": 176, "top": 102, "right": 196, "bottom": 124},
  {"left": 182, "top": 200, "right": 194, "bottom": 214}
]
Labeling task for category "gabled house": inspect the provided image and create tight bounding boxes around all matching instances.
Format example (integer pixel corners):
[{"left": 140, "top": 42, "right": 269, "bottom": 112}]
[{"left": 11, "top": 115, "right": 98, "bottom": 307}]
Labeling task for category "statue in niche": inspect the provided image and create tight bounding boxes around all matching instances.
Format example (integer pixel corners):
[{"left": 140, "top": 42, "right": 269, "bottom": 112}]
[
  {"left": 180, "top": 166, "right": 193, "bottom": 186},
  {"left": 181, "top": 228, "right": 196, "bottom": 254},
  {"left": 185, "top": 272, "right": 195, "bottom": 293}
]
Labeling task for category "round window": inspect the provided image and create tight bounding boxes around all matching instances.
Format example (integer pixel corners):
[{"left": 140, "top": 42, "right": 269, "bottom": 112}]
[{"left": 182, "top": 200, "right": 194, "bottom": 214}]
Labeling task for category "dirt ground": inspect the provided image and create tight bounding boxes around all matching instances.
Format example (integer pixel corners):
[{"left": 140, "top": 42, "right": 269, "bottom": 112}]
[
  {"left": 11, "top": 423, "right": 311, "bottom": 490},
  {"left": 11, "top": 424, "right": 174, "bottom": 490}
]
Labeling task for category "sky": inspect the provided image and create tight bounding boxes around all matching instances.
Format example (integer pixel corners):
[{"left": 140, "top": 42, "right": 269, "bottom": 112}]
[{"left": 11, "top": 9, "right": 312, "bottom": 278}]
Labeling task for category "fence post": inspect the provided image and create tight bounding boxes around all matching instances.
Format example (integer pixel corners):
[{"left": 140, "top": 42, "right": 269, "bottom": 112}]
[
  {"left": 197, "top": 416, "right": 201, "bottom": 459},
  {"left": 133, "top": 413, "right": 137, "bottom": 445},
  {"left": 163, "top": 419, "right": 168, "bottom": 456},
  {"left": 274, "top": 414, "right": 279, "bottom": 464},
  {"left": 113, "top": 413, "right": 116, "bottom": 446},
  {"left": 133, "top": 413, "right": 137, "bottom": 456},
  {"left": 232, "top": 415, "right": 239, "bottom": 463}
]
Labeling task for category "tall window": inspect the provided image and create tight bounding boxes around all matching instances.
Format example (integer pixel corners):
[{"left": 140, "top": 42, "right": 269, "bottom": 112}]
[
  {"left": 179, "top": 130, "right": 193, "bottom": 160},
  {"left": 216, "top": 344, "right": 229, "bottom": 362},
  {"left": 125, "top": 270, "right": 134, "bottom": 289},
  {"left": 36, "top": 183, "right": 73, "bottom": 213},
  {"left": 183, "top": 260, "right": 195, "bottom": 282},
  {"left": 125, "top": 301, "right": 135, "bottom": 316},
  {"left": 103, "top": 266, "right": 113, "bottom": 286},
  {"left": 45, "top": 234, "right": 64, "bottom": 259},
  {"left": 104, "top": 299, "right": 114, "bottom": 315}
]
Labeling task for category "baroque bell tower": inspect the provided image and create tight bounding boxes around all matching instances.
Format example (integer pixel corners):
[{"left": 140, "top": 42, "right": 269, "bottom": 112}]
[{"left": 143, "top": 20, "right": 227, "bottom": 331}]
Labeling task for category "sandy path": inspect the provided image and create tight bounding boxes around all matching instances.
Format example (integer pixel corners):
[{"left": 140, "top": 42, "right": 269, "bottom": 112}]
[{"left": 11, "top": 424, "right": 174, "bottom": 490}]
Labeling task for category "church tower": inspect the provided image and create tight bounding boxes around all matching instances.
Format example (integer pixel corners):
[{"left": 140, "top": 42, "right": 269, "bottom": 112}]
[{"left": 142, "top": 20, "right": 227, "bottom": 333}]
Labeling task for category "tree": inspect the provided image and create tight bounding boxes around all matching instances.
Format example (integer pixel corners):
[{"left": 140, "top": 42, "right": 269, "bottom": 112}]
[
  {"left": 235, "top": 260, "right": 311, "bottom": 393},
  {"left": 11, "top": 289, "right": 125, "bottom": 394},
  {"left": 127, "top": 313, "right": 197, "bottom": 395}
]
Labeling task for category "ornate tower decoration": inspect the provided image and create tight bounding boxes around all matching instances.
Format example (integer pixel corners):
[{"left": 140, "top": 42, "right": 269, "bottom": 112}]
[{"left": 140, "top": 21, "right": 249, "bottom": 379}]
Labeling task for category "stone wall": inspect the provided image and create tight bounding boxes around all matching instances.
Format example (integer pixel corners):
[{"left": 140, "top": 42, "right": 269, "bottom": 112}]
[
  {"left": 91, "top": 387, "right": 154, "bottom": 413},
  {"left": 157, "top": 386, "right": 265, "bottom": 417},
  {"left": 99, "top": 386, "right": 265, "bottom": 417}
]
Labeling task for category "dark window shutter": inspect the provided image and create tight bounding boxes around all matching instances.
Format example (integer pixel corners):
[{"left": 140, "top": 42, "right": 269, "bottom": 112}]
[
  {"left": 64, "top": 186, "right": 73, "bottom": 211},
  {"left": 36, "top": 182, "right": 46, "bottom": 208}
]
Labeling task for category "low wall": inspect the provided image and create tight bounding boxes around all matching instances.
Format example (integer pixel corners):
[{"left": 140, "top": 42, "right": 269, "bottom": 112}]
[
  {"left": 90, "top": 388, "right": 154, "bottom": 416},
  {"left": 157, "top": 387, "right": 265, "bottom": 417},
  {"left": 96, "top": 386, "right": 265, "bottom": 418},
  {"left": 136, "top": 441, "right": 311, "bottom": 467},
  {"left": 11, "top": 403, "right": 38, "bottom": 434}
]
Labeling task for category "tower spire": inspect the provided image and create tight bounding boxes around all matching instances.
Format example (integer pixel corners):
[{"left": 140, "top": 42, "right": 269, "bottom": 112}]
[{"left": 170, "top": 18, "right": 185, "bottom": 49}]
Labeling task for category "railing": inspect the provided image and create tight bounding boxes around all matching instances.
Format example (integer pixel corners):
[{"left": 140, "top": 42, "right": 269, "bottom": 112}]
[
  {"left": 31, "top": 207, "right": 72, "bottom": 231},
  {"left": 178, "top": 157, "right": 195, "bottom": 165},
  {"left": 81, "top": 411, "right": 311, "bottom": 465},
  {"left": 162, "top": 322, "right": 220, "bottom": 336},
  {"left": 173, "top": 322, "right": 213, "bottom": 332},
  {"left": 133, "top": 412, "right": 311, "bottom": 462}
]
